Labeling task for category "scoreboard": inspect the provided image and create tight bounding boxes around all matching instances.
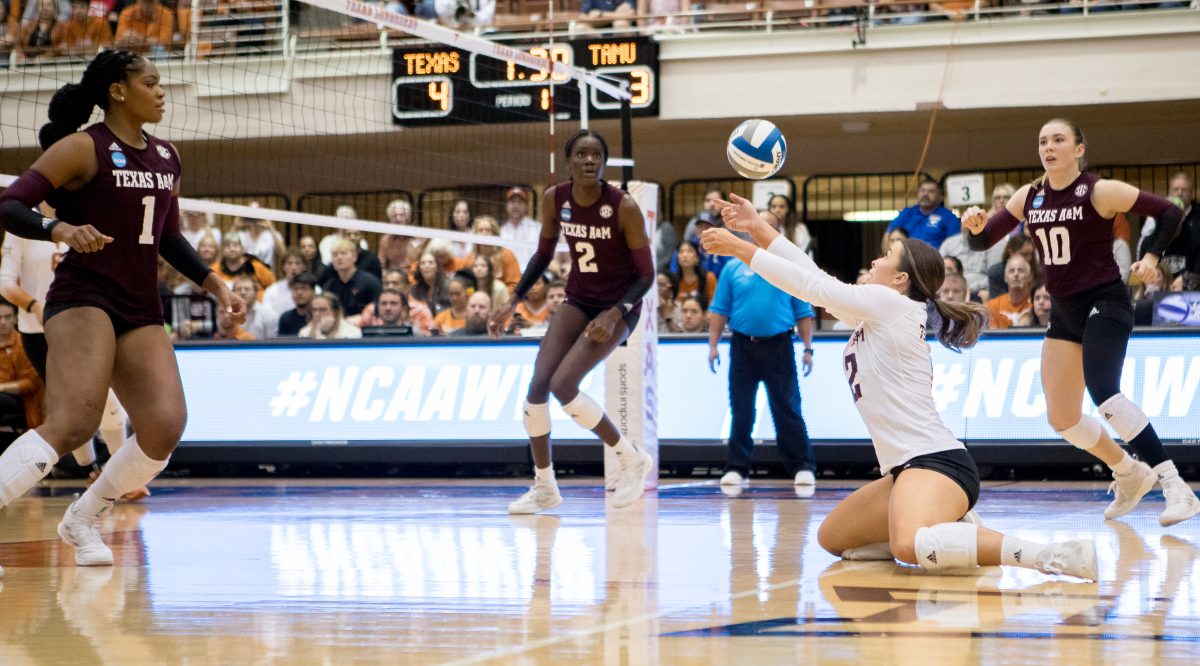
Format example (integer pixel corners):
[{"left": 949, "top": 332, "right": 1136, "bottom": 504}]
[{"left": 390, "top": 36, "right": 659, "bottom": 126}]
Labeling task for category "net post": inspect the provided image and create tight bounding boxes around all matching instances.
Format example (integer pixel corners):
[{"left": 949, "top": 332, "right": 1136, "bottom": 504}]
[{"left": 620, "top": 97, "right": 633, "bottom": 186}]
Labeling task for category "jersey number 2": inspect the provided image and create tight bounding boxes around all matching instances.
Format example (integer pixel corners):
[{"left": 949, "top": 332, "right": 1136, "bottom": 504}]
[
  {"left": 139, "top": 196, "right": 156, "bottom": 245},
  {"left": 575, "top": 241, "right": 598, "bottom": 273},
  {"left": 1033, "top": 227, "right": 1070, "bottom": 265},
  {"left": 844, "top": 353, "right": 863, "bottom": 402}
]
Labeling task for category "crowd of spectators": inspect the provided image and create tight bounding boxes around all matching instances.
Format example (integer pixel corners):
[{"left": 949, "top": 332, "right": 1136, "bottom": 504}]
[{"left": 160, "top": 169, "right": 1197, "bottom": 343}]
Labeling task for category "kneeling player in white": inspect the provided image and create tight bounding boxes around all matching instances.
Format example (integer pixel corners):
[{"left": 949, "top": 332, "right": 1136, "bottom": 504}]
[{"left": 702, "top": 194, "right": 1097, "bottom": 581}]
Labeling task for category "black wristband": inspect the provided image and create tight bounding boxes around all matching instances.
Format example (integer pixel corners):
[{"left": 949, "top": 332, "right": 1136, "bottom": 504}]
[
  {"left": 25, "top": 299, "right": 37, "bottom": 313},
  {"left": 803, "top": 348, "right": 813, "bottom": 355}
]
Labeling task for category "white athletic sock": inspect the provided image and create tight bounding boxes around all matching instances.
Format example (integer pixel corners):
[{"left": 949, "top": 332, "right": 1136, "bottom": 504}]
[
  {"left": 1000, "top": 535, "right": 1046, "bottom": 569},
  {"left": 75, "top": 438, "right": 167, "bottom": 518},
  {"left": 611, "top": 437, "right": 635, "bottom": 457},
  {"left": 534, "top": 465, "right": 556, "bottom": 483},
  {"left": 71, "top": 441, "right": 98, "bottom": 467},
  {"left": 1112, "top": 453, "right": 1138, "bottom": 476},
  {"left": 0, "top": 430, "right": 59, "bottom": 507},
  {"left": 1153, "top": 460, "right": 1180, "bottom": 482}
]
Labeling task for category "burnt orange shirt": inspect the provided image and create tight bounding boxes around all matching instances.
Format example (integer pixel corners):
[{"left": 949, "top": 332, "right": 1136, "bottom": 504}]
[{"left": 115, "top": 2, "right": 173, "bottom": 49}]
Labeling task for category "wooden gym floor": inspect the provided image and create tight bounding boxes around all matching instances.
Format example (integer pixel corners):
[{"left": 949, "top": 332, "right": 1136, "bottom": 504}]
[{"left": 1, "top": 478, "right": 1197, "bottom": 664}]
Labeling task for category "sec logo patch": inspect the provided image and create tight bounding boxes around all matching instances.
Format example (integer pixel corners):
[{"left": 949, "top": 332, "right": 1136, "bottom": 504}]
[{"left": 599, "top": 204, "right": 613, "bottom": 219}]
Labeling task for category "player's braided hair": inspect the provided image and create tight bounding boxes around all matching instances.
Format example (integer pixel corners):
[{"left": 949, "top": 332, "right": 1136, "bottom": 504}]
[
  {"left": 39, "top": 50, "right": 144, "bottom": 150},
  {"left": 898, "top": 238, "right": 987, "bottom": 352}
]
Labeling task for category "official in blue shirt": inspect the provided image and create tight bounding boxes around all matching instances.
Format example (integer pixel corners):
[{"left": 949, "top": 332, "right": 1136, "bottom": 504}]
[
  {"left": 887, "top": 180, "right": 961, "bottom": 250},
  {"left": 707, "top": 212, "right": 816, "bottom": 490}
]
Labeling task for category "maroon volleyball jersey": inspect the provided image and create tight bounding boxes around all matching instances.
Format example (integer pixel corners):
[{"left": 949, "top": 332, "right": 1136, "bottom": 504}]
[
  {"left": 554, "top": 181, "right": 636, "bottom": 308},
  {"left": 1022, "top": 172, "right": 1120, "bottom": 296},
  {"left": 46, "top": 123, "right": 181, "bottom": 324}
]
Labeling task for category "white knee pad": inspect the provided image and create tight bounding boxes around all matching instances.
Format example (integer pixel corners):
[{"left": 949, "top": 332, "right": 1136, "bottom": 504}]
[
  {"left": 841, "top": 542, "right": 895, "bottom": 561},
  {"left": 1056, "top": 415, "right": 1103, "bottom": 451},
  {"left": 522, "top": 401, "right": 551, "bottom": 438},
  {"left": 561, "top": 393, "right": 604, "bottom": 431},
  {"left": 99, "top": 390, "right": 128, "bottom": 453},
  {"left": 914, "top": 523, "right": 978, "bottom": 572},
  {"left": 1098, "top": 394, "right": 1149, "bottom": 442}
]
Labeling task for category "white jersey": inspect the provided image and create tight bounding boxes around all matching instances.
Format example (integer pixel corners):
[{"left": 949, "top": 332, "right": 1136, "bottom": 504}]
[
  {"left": 750, "top": 236, "right": 965, "bottom": 474},
  {"left": 0, "top": 234, "right": 67, "bottom": 334}
]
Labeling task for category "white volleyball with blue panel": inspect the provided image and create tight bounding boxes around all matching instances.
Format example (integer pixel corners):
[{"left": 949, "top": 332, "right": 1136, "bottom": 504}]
[{"left": 726, "top": 119, "right": 787, "bottom": 180}]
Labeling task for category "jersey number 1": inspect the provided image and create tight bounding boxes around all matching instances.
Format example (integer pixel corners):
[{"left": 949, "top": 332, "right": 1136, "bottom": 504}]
[
  {"left": 1033, "top": 227, "right": 1070, "bottom": 265},
  {"left": 139, "top": 196, "right": 156, "bottom": 245}
]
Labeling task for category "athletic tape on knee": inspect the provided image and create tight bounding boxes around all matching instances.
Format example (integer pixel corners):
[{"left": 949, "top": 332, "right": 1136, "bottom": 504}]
[
  {"left": 1056, "top": 415, "right": 1103, "bottom": 451},
  {"left": 561, "top": 393, "right": 604, "bottom": 431},
  {"left": 522, "top": 401, "right": 551, "bottom": 438},
  {"left": 914, "top": 523, "right": 978, "bottom": 572},
  {"left": 1098, "top": 394, "right": 1150, "bottom": 442}
]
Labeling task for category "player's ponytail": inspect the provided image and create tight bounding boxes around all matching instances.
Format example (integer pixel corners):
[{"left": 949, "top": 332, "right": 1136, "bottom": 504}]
[
  {"left": 898, "top": 239, "right": 987, "bottom": 352},
  {"left": 39, "top": 50, "right": 144, "bottom": 150}
]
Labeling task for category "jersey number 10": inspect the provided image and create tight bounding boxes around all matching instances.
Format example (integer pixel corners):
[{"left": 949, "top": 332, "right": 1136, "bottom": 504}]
[{"left": 1033, "top": 226, "right": 1071, "bottom": 266}]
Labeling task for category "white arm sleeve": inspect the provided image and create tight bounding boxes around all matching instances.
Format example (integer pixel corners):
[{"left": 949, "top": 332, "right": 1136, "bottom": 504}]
[
  {"left": 749, "top": 244, "right": 902, "bottom": 324},
  {"left": 765, "top": 233, "right": 813, "bottom": 267},
  {"left": 0, "top": 234, "right": 23, "bottom": 293}
]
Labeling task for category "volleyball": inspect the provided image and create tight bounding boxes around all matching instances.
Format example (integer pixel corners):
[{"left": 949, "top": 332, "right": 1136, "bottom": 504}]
[{"left": 726, "top": 119, "right": 787, "bottom": 180}]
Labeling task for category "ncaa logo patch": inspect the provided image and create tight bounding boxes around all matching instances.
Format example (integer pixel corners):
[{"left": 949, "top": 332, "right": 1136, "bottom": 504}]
[
  {"left": 1032, "top": 194, "right": 1044, "bottom": 209},
  {"left": 111, "top": 152, "right": 127, "bottom": 168},
  {"left": 157, "top": 145, "right": 172, "bottom": 159},
  {"left": 1075, "top": 184, "right": 1089, "bottom": 197},
  {"left": 560, "top": 205, "right": 572, "bottom": 222},
  {"left": 599, "top": 204, "right": 613, "bottom": 219}
]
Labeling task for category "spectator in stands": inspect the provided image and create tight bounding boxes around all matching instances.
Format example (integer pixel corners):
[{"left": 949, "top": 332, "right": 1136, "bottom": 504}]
[
  {"left": 114, "top": 0, "right": 172, "bottom": 56},
  {"left": 277, "top": 272, "right": 318, "bottom": 336},
  {"left": 577, "top": 0, "right": 634, "bottom": 31},
  {"left": 425, "top": 238, "right": 458, "bottom": 276},
  {"left": 545, "top": 279, "right": 566, "bottom": 317},
  {"left": 19, "top": 0, "right": 60, "bottom": 57},
  {"left": 653, "top": 213, "right": 678, "bottom": 274},
  {"left": 300, "top": 293, "right": 362, "bottom": 340},
  {"left": 321, "top": 239, "right": 381, "bottom": 317},
  {"left": 468, "top": 254, "right": 510, "bottom": 310},
  {"left": 52, "top": 0, "right": 112, "bottom": 54},
  {"left": 212, "top": 304, "right": 255, "bottom": 341},
  {"left": 986, "top": 254, "right": 1035, "bottom": 329},
  {"left": 432, "top": 0, "right": 493, "bottom": 28},
  {"left": 682, "top": 187, "right": 724, "bottom": 244},
  {"left": 0, "top": 300, "right": 43, "bottom": 429},
  {"left": 461, "top": 216, "right": 520, "bottom": 293},
  {"left": 940, "top": 183, "right": 1011, "bottom": 296},
  {"left": 175, "top": 231, "right": 220, "bottom": 295},
  {"left": 411, "top": 251, "right": 450, "bottom": 314},
  {"left": 378, "top": 199, "right": 416, "bottom": 273},
  {"left": 232, "top": 275, "right": 277, "bottom": 339},
  {"left": 937, "top": 273, "right": 969, "bottom": 304},
  {"left": 943, "top": 254, "right": 963, "bottom": 279},
  {"left": 355, "top": 268, "right": 433, "bottom": 334},
  {"left": 510, "top": 271, "right": 551, "bottom": 333},
  {"left": 318, "top": 205, "right": 364, "bottom": 264},
  {"left": 432, "top": 274, "right": 472, "bottom": 335},
  {"left": 986, "top": 233, "right": 1039, "bottom": 297},
  {"left": 448, "top": 291, "right": 491, "bottom": 337},
  {"left": 639, "top": 0, "right": 690, "bottom": 32},
  {"left": 320, "top": 229, "right": 382, "bottom": 282},
  {"left": 500, "top": 188, "right": 540, "bottom": 268},
  {"left": 674, "top": 240, "right": 715, "bottom": 308},
  {"left": 181, "top": 208, "right": 220, "bottom": 249},
  {"left": 1032, "top": 283, "right": 1051, "bottom": 328},
  {"left": 1138, "top": 172, "right": 1198, "bottom": 290},
  {"left": 235, "top": 206, "right": 285, "bottom": 271},
  {"left": 656, "top": 271, "right": 682, "bottom": 333},
  {"left": 678, "top": 295, "right": 706, "bottom": 333},
  {"left": 360, "top": 289, "right": 422, "bottom": 336},
  {"left": 447, "top": 199, "right": 474, "bottom": 260},
  {"left": 887, "top": 179, "right": 960, "bottom": 250},
  {"left": 262, "top": 248, "right": 306, "bottom": 315},
  {"left": 881, "top": 226, "right": 908, "bottom": 255},
  {"left": 769, "top": 194, "right": 815, "bottom": 259},
  {"left": 298, "top": 234, "right": 326, "bottom": 277},
  {"left": 212, "top": 235, "right": 276, "bottom": 294},
  {"left": 0, "top": 1, "right": 13, "bottom": 63},
  {"left": 877, "top": 2, "right": 926, "bottom": 25}
]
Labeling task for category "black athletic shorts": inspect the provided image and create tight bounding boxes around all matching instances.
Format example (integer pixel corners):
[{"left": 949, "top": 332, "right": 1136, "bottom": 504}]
[
  {"left": 890, "top": 447, "right": 981, "bottom": 510},
  {"left": 44, "top": 301, "right": 157, "bottom": 338},
  {"left": 1047, "top": 279, "right": 1133, "bottom": 344},
  {"left": 564, "top": 299, "right": 642, "bottom": 337}
]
